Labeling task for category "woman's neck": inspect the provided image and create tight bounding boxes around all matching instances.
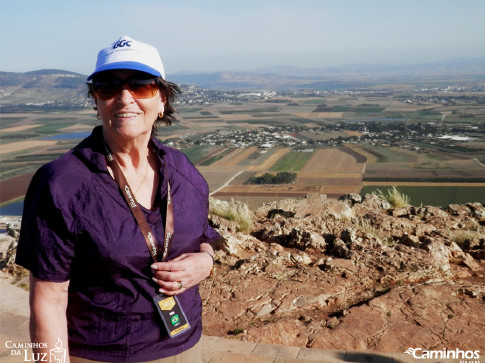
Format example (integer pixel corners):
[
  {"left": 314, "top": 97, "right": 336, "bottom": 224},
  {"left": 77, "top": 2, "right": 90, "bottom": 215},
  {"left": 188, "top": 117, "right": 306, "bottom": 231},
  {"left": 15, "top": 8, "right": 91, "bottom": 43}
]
[
  {"left": 103, "top": 130, "right": 159, "bottom": 210},
  {"left": 103, "top": 128, "right": 152, "bottom": 170}
]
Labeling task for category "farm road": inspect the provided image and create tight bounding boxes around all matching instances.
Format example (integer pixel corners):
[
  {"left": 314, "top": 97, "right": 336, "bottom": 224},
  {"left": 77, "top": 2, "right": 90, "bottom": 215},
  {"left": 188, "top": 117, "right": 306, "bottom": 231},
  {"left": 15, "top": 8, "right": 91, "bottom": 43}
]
[{"left": 210, "top": 170, "right": 244, "bottom": 196}]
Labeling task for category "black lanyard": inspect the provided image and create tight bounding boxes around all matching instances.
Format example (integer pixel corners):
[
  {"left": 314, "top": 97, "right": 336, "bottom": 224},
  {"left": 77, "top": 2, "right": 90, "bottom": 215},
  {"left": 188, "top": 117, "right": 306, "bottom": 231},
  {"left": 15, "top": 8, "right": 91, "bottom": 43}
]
[{"left": 104, "top": 144, "right": 174, "bottom": 262}]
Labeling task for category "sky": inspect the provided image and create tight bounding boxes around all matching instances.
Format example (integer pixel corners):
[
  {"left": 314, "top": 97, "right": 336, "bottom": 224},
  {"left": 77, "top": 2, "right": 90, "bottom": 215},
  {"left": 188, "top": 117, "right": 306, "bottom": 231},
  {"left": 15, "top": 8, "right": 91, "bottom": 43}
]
[{"left": 1, "top": 0, "right": 485, "bottom": 77}]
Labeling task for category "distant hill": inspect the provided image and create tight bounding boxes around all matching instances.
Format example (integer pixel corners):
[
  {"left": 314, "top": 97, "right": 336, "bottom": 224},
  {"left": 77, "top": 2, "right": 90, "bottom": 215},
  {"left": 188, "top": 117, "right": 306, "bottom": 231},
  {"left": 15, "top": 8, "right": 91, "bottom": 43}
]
[
  {"left": 1, "top": 58, "right": 485, "bottom": 112},
  {"left": 170, "top": 58, "right": 485, "bottom": 89},
  {"left": 0, "top": 69, "right": 86, "bottom": 88},
  {"left": 0, "top": 69, "right": 91, "bottom": 112}
]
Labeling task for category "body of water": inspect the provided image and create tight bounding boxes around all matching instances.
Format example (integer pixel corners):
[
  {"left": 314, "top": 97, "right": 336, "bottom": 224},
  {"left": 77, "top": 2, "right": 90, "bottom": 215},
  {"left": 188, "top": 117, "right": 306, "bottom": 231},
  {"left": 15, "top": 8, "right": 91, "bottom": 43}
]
[
  {"left": 43, "top": 131, "right": 91, "bottom": 140},
  {"left": 0, "top": 199, "right": 24, "bottom": 216}
]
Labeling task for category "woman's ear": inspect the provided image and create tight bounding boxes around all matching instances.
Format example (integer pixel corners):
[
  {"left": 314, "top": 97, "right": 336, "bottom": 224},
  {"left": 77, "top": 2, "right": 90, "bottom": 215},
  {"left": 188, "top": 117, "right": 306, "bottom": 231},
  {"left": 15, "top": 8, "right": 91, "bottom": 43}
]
[
  {"left": 159, "top": 93, "right": 166, "bottom": 112},
  {"left": 160, "top": 91, "right": 167, "bottom": 104}
]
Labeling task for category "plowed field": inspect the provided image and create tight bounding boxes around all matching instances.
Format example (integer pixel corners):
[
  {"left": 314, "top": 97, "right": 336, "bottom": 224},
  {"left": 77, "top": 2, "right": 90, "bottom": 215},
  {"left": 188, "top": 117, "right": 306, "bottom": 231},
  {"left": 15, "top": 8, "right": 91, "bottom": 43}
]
[
  {"left": 0, "top": 140, "right": 57, "bottom": 155},
  {"left": 302, "top": 148, "right": 364, "bottom": 173}
]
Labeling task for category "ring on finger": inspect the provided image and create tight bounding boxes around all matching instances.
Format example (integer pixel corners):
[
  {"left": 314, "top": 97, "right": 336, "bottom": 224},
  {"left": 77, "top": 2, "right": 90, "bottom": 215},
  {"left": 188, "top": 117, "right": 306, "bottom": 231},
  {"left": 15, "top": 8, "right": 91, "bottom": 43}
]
[{"left": 177, "top": 281, "right": 183, "bottom": 290}]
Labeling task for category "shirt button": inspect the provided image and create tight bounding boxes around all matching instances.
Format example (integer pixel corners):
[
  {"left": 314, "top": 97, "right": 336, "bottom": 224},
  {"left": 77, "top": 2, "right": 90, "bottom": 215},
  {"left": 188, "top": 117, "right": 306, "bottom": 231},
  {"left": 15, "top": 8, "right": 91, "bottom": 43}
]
[{"left": 147, "top": 213, "right": 159, "bottom": 224}]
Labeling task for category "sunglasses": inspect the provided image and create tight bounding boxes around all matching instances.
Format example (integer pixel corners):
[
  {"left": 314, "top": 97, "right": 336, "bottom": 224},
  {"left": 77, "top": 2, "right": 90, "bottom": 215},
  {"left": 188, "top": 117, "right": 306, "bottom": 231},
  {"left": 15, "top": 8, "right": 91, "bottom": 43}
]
[{"left": 92, "top": 78, "right": 159, "bottom": 100}]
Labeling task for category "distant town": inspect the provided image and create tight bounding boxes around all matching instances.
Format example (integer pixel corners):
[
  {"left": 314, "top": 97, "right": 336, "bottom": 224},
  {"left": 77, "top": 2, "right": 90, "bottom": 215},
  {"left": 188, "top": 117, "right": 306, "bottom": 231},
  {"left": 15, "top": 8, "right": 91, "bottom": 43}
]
[{"left": 164, "top": 120, "right": 482, "bottom": 154}]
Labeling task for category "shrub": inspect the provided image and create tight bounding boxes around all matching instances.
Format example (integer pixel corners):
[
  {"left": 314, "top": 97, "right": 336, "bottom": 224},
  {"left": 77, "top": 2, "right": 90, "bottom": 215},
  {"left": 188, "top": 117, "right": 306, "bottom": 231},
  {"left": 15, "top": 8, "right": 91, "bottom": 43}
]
[
  {"left": 359, "top": 217, "right": 395, "bottom": 246},
  {"left": 246, "top": 171, "right": 297, "bottom": 185},
  {"left": 450, "top": 230, "right": 484, "bottom": 250},
  {"left": 209, "top": 198, "right": 253, "bottom": 233},
  {"left": 374, "top": 186, "right": 410, "bottom": 208}
]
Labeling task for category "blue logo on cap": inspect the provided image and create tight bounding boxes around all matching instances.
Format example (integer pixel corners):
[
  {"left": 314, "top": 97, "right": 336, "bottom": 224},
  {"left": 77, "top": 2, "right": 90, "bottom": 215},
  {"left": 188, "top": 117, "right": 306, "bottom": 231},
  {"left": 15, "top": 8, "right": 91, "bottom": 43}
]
[{"left": 113, "top": 40, "right": 132, "bottom": 49}]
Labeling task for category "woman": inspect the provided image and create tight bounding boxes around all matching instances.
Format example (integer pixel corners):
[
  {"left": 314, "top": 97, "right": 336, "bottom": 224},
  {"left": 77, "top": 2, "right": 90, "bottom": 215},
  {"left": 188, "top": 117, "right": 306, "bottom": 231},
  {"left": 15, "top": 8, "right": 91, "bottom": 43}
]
[{"left": 15, "top": 36, "right": 219, "bottom": 362}]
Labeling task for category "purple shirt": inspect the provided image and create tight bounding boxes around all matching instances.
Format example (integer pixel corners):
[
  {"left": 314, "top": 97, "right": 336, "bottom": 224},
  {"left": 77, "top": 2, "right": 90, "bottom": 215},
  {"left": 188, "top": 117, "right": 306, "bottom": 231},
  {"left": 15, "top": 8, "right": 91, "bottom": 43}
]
[{"left": 16, "top": 126, "right": 220, "bottom": 362}]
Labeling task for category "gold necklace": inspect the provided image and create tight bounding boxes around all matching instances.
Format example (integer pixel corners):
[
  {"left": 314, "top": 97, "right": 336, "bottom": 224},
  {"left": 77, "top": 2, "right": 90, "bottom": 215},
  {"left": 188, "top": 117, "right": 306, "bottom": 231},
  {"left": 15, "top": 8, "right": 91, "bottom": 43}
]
[{"left": 133, "top": 160, "right": 149, "bottom": 197}]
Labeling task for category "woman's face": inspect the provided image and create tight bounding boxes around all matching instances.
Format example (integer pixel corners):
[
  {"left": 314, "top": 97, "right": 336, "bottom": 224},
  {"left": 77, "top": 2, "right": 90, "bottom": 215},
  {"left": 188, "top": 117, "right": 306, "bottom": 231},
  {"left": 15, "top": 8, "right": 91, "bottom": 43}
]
[{"left": 95, "top": 69, "right": 165, "bottom": 143}]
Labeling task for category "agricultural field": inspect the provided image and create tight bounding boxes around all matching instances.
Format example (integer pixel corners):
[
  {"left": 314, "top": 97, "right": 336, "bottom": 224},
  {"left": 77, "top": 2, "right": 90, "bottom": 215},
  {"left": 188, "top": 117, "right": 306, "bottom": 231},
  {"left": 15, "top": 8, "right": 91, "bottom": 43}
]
[
  {"left": 208, "top": 146, "right": 365, "bottom": 208},
  {"left": 361, "top": 185, "right": 485, "bottom": 207},
  {"left": 360, "top": 146, "right": 485, "bottom": 183},
  {"left": 1, "top": 87, "right": 485, "bottom": 212}
]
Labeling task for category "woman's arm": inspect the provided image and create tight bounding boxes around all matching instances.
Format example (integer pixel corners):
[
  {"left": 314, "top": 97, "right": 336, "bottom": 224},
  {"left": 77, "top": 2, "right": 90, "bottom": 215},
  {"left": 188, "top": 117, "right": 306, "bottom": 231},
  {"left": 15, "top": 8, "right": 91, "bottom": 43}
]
[
  {"left": 199, "top": 242, "right": 215, "bottom": 260},
  {"left": 29, "top": 274, "right": 70, "bottom": 360}
]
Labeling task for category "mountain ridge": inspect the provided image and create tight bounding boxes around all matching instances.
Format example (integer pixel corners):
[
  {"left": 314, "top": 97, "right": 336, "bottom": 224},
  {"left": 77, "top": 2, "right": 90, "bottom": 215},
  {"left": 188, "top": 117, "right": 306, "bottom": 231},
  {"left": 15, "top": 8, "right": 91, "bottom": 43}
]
[{"left": 2, "top": 57, "right": 485, "bottom": 91}]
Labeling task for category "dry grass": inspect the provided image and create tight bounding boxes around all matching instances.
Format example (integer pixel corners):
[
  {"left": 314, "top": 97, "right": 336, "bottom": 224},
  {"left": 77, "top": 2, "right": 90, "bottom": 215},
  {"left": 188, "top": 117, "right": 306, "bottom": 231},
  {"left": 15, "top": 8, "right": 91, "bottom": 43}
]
[
  {"left": 359, "top": 217, "right": 395, "bottom": 246},
  {"left": 450, "top": 229, "right": 485, "bottom": 250},
  {"left": 374, "top": 186, "right": 410, "bottom": 208},
  {"left": 209, "top": 197, "right": 253, "bottom": 233}
]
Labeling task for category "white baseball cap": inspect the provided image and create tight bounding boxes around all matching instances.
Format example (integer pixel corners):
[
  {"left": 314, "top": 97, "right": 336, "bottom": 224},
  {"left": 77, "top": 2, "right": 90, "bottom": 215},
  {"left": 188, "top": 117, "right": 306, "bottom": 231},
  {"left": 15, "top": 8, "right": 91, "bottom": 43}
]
[{"left": 87, "top": 35, "right": 165, "bottom": 80}]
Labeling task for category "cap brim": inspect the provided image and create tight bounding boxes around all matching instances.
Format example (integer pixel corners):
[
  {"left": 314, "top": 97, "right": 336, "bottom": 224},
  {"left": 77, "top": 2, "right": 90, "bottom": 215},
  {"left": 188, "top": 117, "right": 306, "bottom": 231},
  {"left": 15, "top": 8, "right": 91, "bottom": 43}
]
[{"left": 87, "top": 61, "right": 162, "bottom": 80}]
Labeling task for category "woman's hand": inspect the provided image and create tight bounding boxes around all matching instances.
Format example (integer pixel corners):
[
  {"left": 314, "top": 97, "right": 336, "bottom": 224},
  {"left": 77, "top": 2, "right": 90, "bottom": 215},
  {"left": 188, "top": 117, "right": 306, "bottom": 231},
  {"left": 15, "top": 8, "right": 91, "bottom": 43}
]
[{"left": 151, "top": 249, "right": 213, "bottom": 295}]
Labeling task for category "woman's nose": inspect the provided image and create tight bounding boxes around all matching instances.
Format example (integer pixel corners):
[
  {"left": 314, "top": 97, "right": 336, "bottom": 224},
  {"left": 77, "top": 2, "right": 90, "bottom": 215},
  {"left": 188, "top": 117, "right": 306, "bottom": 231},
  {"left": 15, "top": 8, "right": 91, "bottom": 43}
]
[{"left": 116, "top": 85, "right": 134, "bottom": 103}]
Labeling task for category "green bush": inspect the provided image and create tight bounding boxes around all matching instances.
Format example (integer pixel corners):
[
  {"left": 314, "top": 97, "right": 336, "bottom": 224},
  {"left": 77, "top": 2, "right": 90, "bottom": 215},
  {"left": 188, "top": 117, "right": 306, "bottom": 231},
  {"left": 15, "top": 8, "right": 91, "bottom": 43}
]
[{"left": 246, "top": 171, "right": 297, "bottom": 184}]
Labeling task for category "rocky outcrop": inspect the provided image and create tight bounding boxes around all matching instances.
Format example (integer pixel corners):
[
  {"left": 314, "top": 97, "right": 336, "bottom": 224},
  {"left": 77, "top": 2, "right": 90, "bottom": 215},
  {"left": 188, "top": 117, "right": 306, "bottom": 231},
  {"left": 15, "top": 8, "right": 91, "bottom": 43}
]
[
  {"left": 2, "top": 194, "right": 484, "bottom": 353},
  {"left": 0, "top": 219, "right": 21, "bottom": 271},
  {"left": 200, "top": 194, "right": 485, "bottom": 353}
]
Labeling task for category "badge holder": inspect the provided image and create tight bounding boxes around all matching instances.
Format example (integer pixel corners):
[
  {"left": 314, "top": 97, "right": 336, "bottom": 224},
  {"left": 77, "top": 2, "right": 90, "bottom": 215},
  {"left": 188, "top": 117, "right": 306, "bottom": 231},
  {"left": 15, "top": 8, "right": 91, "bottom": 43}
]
[
  {"left": 105, "top": 144, "right": 191, "bottom": 339},
  {"left": 153, "top": 294, "right": 191, "bottom": 338}
]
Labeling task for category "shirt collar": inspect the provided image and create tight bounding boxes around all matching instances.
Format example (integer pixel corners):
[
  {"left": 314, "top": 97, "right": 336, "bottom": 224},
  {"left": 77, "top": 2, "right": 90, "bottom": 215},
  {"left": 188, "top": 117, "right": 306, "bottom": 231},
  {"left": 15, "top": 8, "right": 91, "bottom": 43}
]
[{"left": 74, "top": 126, "right": 167, "bottom": 173}]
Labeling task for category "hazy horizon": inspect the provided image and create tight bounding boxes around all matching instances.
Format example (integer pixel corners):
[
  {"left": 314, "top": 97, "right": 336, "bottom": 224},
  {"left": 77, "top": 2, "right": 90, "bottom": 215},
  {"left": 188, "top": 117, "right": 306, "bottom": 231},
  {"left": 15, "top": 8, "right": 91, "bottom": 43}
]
[{"left": 2, "top": 1, "right": 485, "bottom": 76}]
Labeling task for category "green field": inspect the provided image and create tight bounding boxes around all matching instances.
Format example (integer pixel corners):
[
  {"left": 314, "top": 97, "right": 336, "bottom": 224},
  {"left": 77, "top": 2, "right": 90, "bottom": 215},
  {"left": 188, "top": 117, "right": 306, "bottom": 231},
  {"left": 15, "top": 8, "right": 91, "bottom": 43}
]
[
  {"left": 180, "top": 145, "right": 215, "bottom": 163},
  {"left": 364, "top": 145, "right": 417, "bottom": 163},
  {"left": 0, "top": 117, "right": 27, "bottom": 127},
  {"left": 198, "top": 148, "right": 235, "bottom": 166},
  {"left": 361, "top": 185, "right": 485, "bottom": 207},
  {"left": 270, "top": 151, "right": 313, "bottom": 172}
]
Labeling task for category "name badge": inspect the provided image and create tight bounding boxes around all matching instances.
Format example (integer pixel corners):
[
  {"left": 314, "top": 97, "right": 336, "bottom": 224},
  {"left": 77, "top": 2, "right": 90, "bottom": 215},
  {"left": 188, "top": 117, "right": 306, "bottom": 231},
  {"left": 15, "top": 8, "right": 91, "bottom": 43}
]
[{"left": 153, "top": 294, "right": 191, "bottom": 338}]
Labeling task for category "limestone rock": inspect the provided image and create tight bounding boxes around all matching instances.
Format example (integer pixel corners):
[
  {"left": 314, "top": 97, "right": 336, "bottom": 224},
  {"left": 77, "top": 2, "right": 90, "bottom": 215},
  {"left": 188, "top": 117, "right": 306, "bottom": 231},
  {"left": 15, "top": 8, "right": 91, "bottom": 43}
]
[
  {"left": 4, "top": 196, "right": 484, "bottom": 354},
  {"left": 338, "top": 193, "right": 362, "bottom": 205},
  {"left": 201, "top": 195, "right": 484, "bottom": 353}
]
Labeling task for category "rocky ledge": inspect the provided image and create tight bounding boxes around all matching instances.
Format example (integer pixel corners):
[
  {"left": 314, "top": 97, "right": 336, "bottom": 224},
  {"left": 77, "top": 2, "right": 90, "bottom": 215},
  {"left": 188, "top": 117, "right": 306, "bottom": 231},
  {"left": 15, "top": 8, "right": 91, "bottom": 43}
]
[
  {"left": 1, "top": 194, "right": 484, "bottom": 353},
  {"left": 200, "top": 193, "right": 485, "bottom": 353}
]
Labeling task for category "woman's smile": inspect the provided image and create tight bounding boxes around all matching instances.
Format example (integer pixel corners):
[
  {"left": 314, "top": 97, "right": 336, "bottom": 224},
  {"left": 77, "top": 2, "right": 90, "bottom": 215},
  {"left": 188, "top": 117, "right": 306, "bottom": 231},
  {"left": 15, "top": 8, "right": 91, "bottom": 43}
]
[{"left": 115, "top": 112, "right": 140, "bottom": 118}]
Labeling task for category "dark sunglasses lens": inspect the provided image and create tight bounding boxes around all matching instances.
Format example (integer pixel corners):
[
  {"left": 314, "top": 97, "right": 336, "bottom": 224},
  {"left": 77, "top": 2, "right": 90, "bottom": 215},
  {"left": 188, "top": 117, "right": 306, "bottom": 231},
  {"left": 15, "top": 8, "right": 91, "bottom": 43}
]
[
  {"left": 128, "top": 80, "right": 158, "bottom": 99},
  {"left": 93, "top": 79, "right": 158, "bottom": 100},
  {"left": 94, "top": 82, "right": 122, "bottom": 100}
]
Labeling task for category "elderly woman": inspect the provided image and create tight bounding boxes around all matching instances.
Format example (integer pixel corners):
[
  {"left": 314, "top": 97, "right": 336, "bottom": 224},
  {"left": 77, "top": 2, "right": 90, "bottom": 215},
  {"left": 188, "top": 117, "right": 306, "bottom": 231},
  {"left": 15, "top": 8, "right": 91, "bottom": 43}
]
[{"left": 15, "top": 36, "right": 219, "bottom": 362}]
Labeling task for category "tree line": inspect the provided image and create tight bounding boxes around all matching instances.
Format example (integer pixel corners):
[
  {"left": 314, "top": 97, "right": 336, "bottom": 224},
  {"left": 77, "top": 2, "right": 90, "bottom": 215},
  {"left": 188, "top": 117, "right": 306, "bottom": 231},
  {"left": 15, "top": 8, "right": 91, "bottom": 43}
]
[{"left": 246, "top": 172, "right": 297, "bottom": 184}]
